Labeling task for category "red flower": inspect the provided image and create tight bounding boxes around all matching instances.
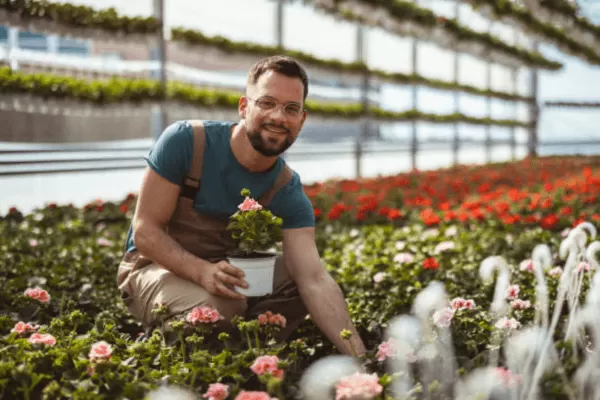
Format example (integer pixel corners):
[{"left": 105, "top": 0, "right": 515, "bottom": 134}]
[{"left": 423, "top": 257, "right": 439, "bottom": 270}]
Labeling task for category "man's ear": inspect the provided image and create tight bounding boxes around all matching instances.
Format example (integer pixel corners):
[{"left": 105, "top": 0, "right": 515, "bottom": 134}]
[{"left": 239, "top": 96, "right": 248, "bottom": 119}]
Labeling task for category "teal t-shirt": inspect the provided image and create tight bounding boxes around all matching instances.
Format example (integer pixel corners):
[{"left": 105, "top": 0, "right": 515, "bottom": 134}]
[{"left": 124, "top": 120, "right": 315, "bottom": 253}]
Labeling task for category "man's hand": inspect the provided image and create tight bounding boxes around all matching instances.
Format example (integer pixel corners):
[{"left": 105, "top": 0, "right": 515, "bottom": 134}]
[{"left": 194, "top": 261, "right": 248, "bottom": 300}]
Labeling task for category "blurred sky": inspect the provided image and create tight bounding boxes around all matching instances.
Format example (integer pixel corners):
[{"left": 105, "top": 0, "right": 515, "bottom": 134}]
[{"left": 46, "top": 0, "right": 600, "bottom": 142}]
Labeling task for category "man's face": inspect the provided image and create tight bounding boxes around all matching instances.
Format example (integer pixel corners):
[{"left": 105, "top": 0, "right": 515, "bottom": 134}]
[{"left": 240, "top": 70, "right": 307, "bottom": 157}]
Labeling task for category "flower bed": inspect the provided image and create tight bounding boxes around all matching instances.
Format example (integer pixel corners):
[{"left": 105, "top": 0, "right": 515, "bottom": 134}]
[{"left": 0, "top": 155, "right": 599, "bottom": 399}]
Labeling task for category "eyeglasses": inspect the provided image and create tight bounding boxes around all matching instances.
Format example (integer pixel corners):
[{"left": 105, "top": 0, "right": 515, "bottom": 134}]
[{"left": 247, "top": 96, "right": 304, "bottom": 118}]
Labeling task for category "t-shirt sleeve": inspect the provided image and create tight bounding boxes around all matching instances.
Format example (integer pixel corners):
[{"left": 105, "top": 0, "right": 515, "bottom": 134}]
[
  {"left": 144, "top": 121, "right": 193, "bottom": 186},
  {"left": 271, "top": 171, "right": 316, "bottom": 230}
]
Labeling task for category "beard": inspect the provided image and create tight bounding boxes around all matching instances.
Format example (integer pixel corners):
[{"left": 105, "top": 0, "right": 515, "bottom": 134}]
[{"left": 246, "top": 123, "right": 295, "bottom": 157}]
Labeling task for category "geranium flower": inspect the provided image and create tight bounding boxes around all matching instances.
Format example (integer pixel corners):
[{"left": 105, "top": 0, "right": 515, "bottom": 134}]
[
  {"left": 203, "top": 383, "right": 229, "bottom": 400},
  {"left": 250, "top": 355, "right": 284, "bottom": 379},
  {"left": 185, "top": 306, "right": 222, "bottom": 325},
  {"left": 335, "top": 372, "right": 383, "bottom": 400},
  {"left": 11, "top": 321, "right": 36, "bottom": 335},
  {"left": 28, "top": 333, "right": 56, "bottom": 346},
  {"left": 235, "top": 391, "right": 276, "bottom": 400},
  {"left": 238, "top": 197, "right": 263, "bottom": 211},
  {"left": 89, "top": 341, "right": 113, "bottom": 362},
  {"left": 24, "top": 287, "right": 51, "bottom": 303}
]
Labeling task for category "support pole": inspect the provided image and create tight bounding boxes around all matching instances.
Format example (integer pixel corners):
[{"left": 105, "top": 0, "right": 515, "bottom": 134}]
[
  {"left": 528, "top": 41, "right": 540, "bottom": 158},
  {"left": 354, "top": 24, "right": 369, "bottom": 179},
  {"left": 275, "top": 0, "right": 284, "bottom": 47},
  {"left": 485, "top": 20, "right": 493, "bottom": 163},
  {"left": 452, "top": 0, "right": 461, "bottom": 166},
  {"left": 410, "top": 37, "right": 418, "bottom": 171},
  {"left": 510, "top": 67, "right": 518, "bottom": 160},
  {"left": 151, "top": 0, "right": 168, "bottom": 140}
]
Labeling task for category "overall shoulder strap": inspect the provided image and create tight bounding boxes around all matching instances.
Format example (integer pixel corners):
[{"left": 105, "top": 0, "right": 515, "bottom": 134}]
[
  {"left": 258, "top": 163, "right": 294, "bottom": 207},
  {"left": 180, "top": 120, "right": 206, "bottom": 200}
]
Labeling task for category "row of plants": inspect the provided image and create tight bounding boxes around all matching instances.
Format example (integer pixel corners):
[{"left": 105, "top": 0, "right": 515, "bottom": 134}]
[
  {"left": 467, "top": 0, "right": 600, "bottom": 66},
  {"left": 305, "top": 155, "right": 600, "bottom": 230},
  {"left": 171, "top": 27, "right": 533, "bottom": 103},
  {"left": 303, "top": 0, "right": 563, "bottom": 70},
  {"left": 0, "top": 0, "right": 160, "bottom": 37},
  {"left": 0, "top": 67, "right": 531, "bottom": 127},
  {"left": 1, "top": 155, "right": 599, "bottom": 398},
  {"left": 2, "top": 0, "right": 562, "bottom": 71},
  {"left": 533, "top": 0, "right": 600, "bottom": 39}
]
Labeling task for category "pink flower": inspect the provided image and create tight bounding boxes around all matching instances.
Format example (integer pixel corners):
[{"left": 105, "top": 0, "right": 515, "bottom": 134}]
[
  {"left": 203, "top": 383, "right": 229, "bottom": 400},
  {"left": 268, "top": 313, "right": 286, "bottom": 328},
  {"left": 28, "top": 333, "right": 56, "bottom": 346},
  {"left": 463, "top": 299, "right": 476, "bottom": 309},
  {"left": 250, "top": 355, "right": 284, "bottom": 379},
  {"left": 11, "top": 321, "right": 36, "bottom": 335},
  {"left": 376, "top": 338, "right": 398, "bottom": 361},
  {"left": 451, "top": 298, "right": 476, "bottom": 310},
  {"left": 506, "top": 285, "right": 519, "bottom": 300},
  {"left": 548, "top": 267, "right": 562, "bottom": 277},
  {"left": 89, "top": 341, "right": 113, "bottom": 362},
  {"left": 257, "top": 311, "right": 286, "bottom": 328},
  {"left": 578, "top": 261, "right": 592, "bottom": 273},
  {"left": 235, "top": 391, "right": 276, "bottom": 400},
  {"left": 186, "top": 306, "right": 222, "bottom": 325},
  {"left": 432, "top": 307, "right": 455, "bottom": 328},
  {"left": 29, "top": 239, "right": 39, "bottom": 247},
  {"left": 496, "top": 367, "right": 521, "bottom": 386},
  {"left": 373, "top": 272, "right": 387, "bottom": 283},
  {"left": 495, "top": 317, "right": 521, "bottom": 331},
  {"left": 519, "top": 259, "right": 535, "bottom": 272},
  {"left": 238, "top": 197, "right": 263, "bottom": 211},
  {"left": 24, "top": 287, "right": 51, "bottom": 303},
  {"left": 97, "top": 237, "right": 113, "bottom": 247},
  {"left": 510, "top": 299, "right": 531, "bottom": 310},
  {"left": 335, "top": 372, "right": 383, "bottom": 400},
  {"left": 394, "top": 252, "right": 414, "bottom": 264}
]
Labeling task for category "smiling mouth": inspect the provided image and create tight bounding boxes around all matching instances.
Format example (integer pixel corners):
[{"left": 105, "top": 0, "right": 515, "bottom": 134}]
[{"left": 264, "top": 125, "right": 288, "bottom": 135}]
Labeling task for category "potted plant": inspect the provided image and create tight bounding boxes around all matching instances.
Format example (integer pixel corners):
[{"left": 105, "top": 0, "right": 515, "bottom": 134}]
[{"left": 226, "top": 188, "right": 283, "bottom": 296}]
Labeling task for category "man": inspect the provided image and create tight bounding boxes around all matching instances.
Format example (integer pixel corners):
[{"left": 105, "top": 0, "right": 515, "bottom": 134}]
[{"left": 117, "top": 55, "right": 366, "bottom": 356}]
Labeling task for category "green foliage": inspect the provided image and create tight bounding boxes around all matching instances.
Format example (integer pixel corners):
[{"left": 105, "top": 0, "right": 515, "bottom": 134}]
[
  {"left": 0, "top": 0, "right": 160, "bottom": 35},
  {"left": 0, "top": 67, "right": 531, "bottom": 128}
]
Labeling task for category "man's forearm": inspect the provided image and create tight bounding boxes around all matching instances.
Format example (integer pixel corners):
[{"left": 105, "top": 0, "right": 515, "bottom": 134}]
[
  {"left": 133, "top": 221, "right": 209, "bottom": 282},
  {"left": 298, "top": 273, "right": 366, "bottom": 356}
]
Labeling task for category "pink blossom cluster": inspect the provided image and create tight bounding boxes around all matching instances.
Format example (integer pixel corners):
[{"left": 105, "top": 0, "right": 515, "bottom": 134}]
[
  {"left": 89, "top": 341, "right": 113, "bottom": 363},
  {"left": 505, "top": 284, "right": 520, "bottom": 300},
  {"left": 28, "top": 333, "right": 56, "bottom": 346},
  {"left": 24, "top": 287, "right": 51, "bottom": 303},
  {"left": 510, "top": 299, "right": 531, "bottom": 310},
  {"left": 450, "top": 297, "right": 476, "bottom": 311},
  {"left": 496, "top": 367, "right": 521, "bottom": 386},
  {"left": 203, "top": 383, "right": 229, "bottom": 400},
  {"left": 335, "top": 372, "right": 383, "bottom": 400},
  {"left": 238, "top": 197, "right": 263, "bottom": 212},
  {"left": 235, "top": 391, "right": 277, "bottom": 400},
  {"left": 11, "top": 321, "right": 55, "bottom": 346},
  {"left": 495, "top": 316, "right": 521, "bottom": 330},
  {"left": 11, "top": 321, "right": 37, "bottom": 335},
  {"left": 250, "top": 355, "right": 284, "bottom": 379},
  {"left": 185, "top": 306, "right": 222, "bottom": 325},
  {"left": 519, "top": 259, "right": 536, "bottom": 273},
  {"left": 548, "top": 266, "right": 563, "bottom": 277},
  {"left": 257, "top": 311, "right": 286, "bottom": 328}
]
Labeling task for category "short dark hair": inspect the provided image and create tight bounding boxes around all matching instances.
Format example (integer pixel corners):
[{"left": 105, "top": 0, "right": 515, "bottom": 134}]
[{"left": 247, "top": 55, "right": 309, "bottom": 100}]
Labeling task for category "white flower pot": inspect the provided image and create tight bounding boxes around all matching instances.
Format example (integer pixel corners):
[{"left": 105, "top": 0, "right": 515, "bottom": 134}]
[{"left": 227, "top": 252, "right": 276, "bottom": 297}]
